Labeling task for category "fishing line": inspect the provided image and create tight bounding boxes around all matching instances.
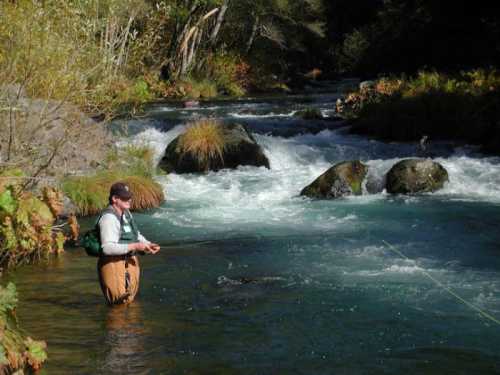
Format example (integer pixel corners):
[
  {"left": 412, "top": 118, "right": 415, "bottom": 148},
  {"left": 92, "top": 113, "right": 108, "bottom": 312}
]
[
  {"left": 382, "top": 239, "right": 500, "bottom": 327},
  {"left": 156, "top": 232, "right": 335, "bottom": 251}
]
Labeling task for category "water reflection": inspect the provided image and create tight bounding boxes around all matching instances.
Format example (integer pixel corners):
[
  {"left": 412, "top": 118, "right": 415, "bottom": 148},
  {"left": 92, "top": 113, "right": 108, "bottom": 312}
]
[{"left": 102, "top": 302, "right": 150, "bottom": 374}]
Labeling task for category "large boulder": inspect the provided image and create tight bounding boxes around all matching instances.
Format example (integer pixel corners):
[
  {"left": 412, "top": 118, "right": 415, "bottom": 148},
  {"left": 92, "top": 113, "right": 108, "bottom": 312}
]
[
  {"left": 386, "top": 158, "right": 448, "bottom": 194},
  {"left": 301, "top": 160, "right": 368, "bottom": 199},
  {"left": 159, "top": 122, "right": 270, "bottom": 174}
]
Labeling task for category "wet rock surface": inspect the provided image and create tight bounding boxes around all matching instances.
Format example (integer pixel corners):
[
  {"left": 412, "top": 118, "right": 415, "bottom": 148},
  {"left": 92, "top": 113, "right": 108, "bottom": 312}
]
[
  {"left": 386, "top": 158, "right": 449, "bottom": 194},
  {"left": 300, "top": 160, "right": 368, "bottom": 199}
]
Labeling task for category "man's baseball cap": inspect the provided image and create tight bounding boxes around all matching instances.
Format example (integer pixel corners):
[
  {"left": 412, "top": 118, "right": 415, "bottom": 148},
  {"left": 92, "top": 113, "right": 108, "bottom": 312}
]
[{"left": 110, "top": 182, "right": 132, "bottom": 200}]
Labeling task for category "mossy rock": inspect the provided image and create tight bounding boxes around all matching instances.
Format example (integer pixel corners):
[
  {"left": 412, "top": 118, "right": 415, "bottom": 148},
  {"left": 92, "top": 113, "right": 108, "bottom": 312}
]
[
  {"left": 301, "top": 161, "right": 368, "bottom": 199},
  {"left": 386, "top": 158, "right": 449, "bottom": 194},
  {"left": 295, "top": 108, "right": 323, "bottom": 120},
  {"left": 159, "top": 123, "right": 270, "bottom": 174}
]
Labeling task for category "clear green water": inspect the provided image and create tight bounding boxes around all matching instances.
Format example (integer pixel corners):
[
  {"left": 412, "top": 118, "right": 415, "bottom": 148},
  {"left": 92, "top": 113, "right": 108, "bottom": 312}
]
[{"left": 4, "top": 92, "right": 500, "bottom": 374}]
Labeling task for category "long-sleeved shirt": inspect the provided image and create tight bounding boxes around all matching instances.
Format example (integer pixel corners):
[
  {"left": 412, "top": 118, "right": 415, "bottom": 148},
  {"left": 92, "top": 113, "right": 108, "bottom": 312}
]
[{"left": 99, "top": 212, "right": 150, "bottom": 256}]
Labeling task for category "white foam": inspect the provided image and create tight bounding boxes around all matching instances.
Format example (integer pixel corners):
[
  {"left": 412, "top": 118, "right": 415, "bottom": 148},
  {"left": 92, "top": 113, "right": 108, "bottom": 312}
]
[
  {"left": 384, "top": 264, "right": 424, "bottom": 274},
  {"left": 124, "top": 125, "right": 500, "bottom": 234},
  {"left": 435, "top": 156, "right": 500, "bottom": 203},
  {"left": 230, "top": 110, "right": 297, "bottom": 119},
  {"left": 126, "top": 125, "right": 187, "bottom": 166}
]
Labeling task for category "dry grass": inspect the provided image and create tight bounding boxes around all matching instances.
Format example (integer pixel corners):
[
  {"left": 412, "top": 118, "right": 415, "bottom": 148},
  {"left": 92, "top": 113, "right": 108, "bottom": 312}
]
[
  {"left": 124, "top": 176, "right": 165, "bottom": 211},
  {"left": 178, "top": 119, "right": 226, "bottom": 170},
  {"left": 62, "top": 172, "right": 164, "bottom": 216}
]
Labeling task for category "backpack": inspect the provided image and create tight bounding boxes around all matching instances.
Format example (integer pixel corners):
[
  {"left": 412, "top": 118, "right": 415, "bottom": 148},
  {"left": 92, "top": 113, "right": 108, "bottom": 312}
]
[
  {"left": 81, "top": 215, "right": 103, "bottom": 257},
  {"left": 80, "top": 209, "right": 138, "bottom": 257}
]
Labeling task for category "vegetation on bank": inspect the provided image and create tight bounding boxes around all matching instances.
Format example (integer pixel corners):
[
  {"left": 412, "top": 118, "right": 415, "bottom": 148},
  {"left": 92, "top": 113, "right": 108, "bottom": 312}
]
[
  {"left": 63, "top": 173, "right": 164, "bottom": 217},
  {"left": 0, "top": 0, "right": 316, "bottom": 115},
  {"left": 0, "top": 177, "right": 77, "bottom": 268},
  {"left": 0, "top": 283, "right": 47, "bottom": 373},
  {"left": 62, "top": 145, "right": 164, "bottom": 216},
  {"left": 340, "top": 70, "right": 500, "bottom": 153}
]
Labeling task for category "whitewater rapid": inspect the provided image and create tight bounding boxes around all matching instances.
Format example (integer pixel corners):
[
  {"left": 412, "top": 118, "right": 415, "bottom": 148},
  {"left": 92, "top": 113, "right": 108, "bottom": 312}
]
[{"left": 129, "top": 126, "right": 500, "bottom": 212}]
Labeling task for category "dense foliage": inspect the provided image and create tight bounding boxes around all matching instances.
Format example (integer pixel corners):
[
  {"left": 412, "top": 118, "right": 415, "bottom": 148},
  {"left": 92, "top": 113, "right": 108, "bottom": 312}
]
[
  {"left": 326, "top": 0, "right": 500, "bottom": 76},
  {"left": 0, "top": 283, "right": 47, "bottom": 373},
  {"left": 0, "top": 182, "right": 76, "bottom": 268},
  {"left": 340, "top": 70, "right": 500, "bottom": 152}
]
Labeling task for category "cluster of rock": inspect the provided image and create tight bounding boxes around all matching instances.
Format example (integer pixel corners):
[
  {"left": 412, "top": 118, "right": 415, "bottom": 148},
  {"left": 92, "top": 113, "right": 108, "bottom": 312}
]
[
  {"left": 300, "top": 159, "right": 448, "bottom": 199},
  {"left": 159, "top": 122, "right": 449, "bottom": 198}
]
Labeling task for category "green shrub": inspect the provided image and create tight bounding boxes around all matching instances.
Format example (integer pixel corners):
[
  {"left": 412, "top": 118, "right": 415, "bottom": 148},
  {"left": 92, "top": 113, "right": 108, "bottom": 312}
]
[
  {"left": 0, "top": 283, "right": 47, "bottom": 372},
  {"left": 168, "top": 78, "right": 219, "bottom": 99},
  {"left": 205, "top": 53, "right": 250, "bottom": 97},
  {"left": 338, "top": 29, "right": 370, "bottom": 74},
  {"left": 0, "top": 186, "right": 67, "bottom": 268},
  {"left": 107, "top": 144, "right": 156, "bottom": 178}
]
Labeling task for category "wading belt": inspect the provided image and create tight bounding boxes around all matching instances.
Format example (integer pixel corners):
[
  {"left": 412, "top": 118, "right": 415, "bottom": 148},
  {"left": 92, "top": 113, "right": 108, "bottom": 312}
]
[{"left": 124, "top": 255, "right": 130, "bottom": 292}]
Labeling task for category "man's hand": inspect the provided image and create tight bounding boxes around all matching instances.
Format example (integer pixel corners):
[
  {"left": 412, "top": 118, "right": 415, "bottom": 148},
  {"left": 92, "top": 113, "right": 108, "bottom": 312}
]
[
  {"left": 129, "top": 242, "right": 160, "bottom": 254},
  {"left": 131, "top": 242, "right": 149, "bottom": 252},
  {"left": 144, "top": 243, "right": 160, "bottom": 254}
]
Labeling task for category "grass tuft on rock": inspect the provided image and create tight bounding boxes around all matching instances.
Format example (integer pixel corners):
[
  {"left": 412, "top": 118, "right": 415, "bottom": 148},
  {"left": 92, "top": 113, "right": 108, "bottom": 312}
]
[
  {"left": 178, "top": 119, "right": 226, "bottom": 170},
  {"left": 62, "top": 173, "right": 164, "bottom": 217}
]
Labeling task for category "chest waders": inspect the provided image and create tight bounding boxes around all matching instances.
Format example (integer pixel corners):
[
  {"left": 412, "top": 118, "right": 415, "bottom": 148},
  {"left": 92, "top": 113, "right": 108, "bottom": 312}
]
[{"left": 97, "top": 207, "right": 141, "bottom": 305}]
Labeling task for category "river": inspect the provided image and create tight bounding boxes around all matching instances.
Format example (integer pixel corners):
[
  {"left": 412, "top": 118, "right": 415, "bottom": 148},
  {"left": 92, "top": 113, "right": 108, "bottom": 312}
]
[{"left": 4, "top": 89, "right": 500, "bottom": 374}]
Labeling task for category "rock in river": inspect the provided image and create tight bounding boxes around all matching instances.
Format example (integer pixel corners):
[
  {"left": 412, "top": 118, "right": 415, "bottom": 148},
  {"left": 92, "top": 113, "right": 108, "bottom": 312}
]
[
  {"left": 386, "top": 158, "right": 449, "bottom": 194},
  {"left": 300, "top": 160, "right": 368, "bottom": 199},
  {"left": 159, "top": 122, "right": 270, "bottom": 174}
]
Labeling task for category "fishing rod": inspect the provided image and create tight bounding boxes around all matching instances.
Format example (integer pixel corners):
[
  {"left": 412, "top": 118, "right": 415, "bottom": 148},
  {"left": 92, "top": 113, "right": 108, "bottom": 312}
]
[
  {"left": 382, "top": 239, "right": 500, "bottom": 327},
  {"left": 157, "top": 232, "right": 332, "bottom": 248},
  {"left": 154, "top": 232, "right": 334, "bottom": 252}
]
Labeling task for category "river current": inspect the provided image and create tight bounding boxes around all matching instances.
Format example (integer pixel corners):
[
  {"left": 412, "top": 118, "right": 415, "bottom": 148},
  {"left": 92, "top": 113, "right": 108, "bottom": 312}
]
[{"left": 5, "top": 90, "right": 500, "bottom": 374}]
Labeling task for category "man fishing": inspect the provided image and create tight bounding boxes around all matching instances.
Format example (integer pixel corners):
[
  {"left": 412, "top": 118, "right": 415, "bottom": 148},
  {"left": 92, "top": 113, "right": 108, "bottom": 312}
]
[{"left": 97, "top": 182, "right": 160, "bottom": 305}]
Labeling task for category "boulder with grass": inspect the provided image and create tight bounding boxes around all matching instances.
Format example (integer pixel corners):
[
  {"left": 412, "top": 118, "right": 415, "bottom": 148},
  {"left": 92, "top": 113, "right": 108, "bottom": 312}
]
[
  {"left": 386, "top": 158, "right": 449, "bottom": 194},
  {"left": 159, "top": 120, "right": 270, "bottom": 174},
  {"left": 301, "top": 161, "right": 368, "bottom": 199},
  {"left": 295, "top": 108, "right": 324, "bottom": 120}
]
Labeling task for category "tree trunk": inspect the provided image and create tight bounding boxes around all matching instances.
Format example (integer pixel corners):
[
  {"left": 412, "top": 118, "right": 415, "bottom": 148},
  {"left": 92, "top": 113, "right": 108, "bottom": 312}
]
[
  {"left": 174, "top": 7, "right": 220, "bottom": 78},
  {"left": 209, "top": 0, "right": 230, "bottom": 46},
  {"left": 245, "top": 15, "right": 259, "bottom": 54}
]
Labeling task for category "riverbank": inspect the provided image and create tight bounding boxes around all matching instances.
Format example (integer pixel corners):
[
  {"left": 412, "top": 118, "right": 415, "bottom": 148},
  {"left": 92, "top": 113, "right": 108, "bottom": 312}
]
[{"left": 337, "top": 70, "right": 500, "bottom": 154}]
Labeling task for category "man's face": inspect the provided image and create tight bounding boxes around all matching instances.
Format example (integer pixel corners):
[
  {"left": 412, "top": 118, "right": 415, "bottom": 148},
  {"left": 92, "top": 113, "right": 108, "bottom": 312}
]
[{"left": 113, "top": 195, "right": 132, "bottom": 210}]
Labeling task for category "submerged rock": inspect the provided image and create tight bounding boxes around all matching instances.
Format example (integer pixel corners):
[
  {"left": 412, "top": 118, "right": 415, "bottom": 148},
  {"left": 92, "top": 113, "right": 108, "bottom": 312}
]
[
  {"left": 295, "top": 108, "right": 324, "bottom": 120},
  {"left": 183, "top": 100, "right": 200, "bottom": 108},
  {"left": 159, "top": 122, "right": 270, "bottom": 174},
  {"left": 300, "top": 160, "right": 368, "bottom": 199},
  {"left": 386, "top": 158, "right": 449, "bottom": 194}
]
